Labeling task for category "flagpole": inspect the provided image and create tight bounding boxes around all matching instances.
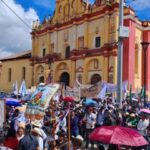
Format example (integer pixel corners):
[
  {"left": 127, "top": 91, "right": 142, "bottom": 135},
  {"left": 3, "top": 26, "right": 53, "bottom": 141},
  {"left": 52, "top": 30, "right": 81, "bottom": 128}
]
[{"left": 68, "top": 104, "right": 71, "bottom": 150}]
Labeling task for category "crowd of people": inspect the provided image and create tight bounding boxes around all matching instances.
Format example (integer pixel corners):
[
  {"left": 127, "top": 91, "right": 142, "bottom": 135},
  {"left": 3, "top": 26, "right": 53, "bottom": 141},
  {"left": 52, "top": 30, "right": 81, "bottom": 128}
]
[{"left": 0, "top": 95, "right": 150, "bottom": 150}]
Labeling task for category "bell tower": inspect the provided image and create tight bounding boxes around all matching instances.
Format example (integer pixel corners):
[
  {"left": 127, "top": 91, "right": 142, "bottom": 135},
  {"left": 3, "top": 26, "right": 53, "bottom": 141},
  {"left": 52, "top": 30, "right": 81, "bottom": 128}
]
[
  {"left": 54, "top": 0, "right": 86, "bottom": 23},
  {"left": 54, "top": 0, "right": 70, "bottom": 22}
]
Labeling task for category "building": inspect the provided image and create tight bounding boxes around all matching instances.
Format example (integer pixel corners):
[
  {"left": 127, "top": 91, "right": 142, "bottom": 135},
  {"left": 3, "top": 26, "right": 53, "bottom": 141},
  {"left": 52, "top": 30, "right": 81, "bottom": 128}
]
[
  {"left": 31, "top": 0, "right": 150, "bottom": 92},
  {"left": 0, "top": 50, "right": 32, "bottom": 92}
]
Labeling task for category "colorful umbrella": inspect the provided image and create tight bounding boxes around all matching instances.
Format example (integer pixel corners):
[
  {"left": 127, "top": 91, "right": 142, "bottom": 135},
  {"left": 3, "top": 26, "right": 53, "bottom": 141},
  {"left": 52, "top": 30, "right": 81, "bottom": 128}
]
[
  {"left": 5, "top": 98, "right": 21, "bottom": 106},
  {"left": 63, "top": 96, "right": 74, "bottom": 103},
  {"left": 140, "top": 109, "right": 150, "bottom": 114},
  {"left": 89, "top": 126, "right": 148, "bottom": 147}
]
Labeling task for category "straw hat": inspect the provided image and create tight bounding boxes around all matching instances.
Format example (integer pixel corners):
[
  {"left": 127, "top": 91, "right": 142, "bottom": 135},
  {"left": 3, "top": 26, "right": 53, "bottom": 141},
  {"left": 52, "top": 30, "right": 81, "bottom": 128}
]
[
  {"left": 18, "top": 122, "right": 25, "bottom": 129},
  {"left": 16, "top": 105, "right": 27, "bottom": 112},
  {"left": 125, "top": 112, "right": 129, "bottom": 115},
  {"left": 130, "top": 113, "right": 135, "bottom": 117},
  {"left": 31, "top": 120, "right": 42, "bottom": 128},
  {"left": 32, "top": 128, "right": 42, "bottom": 136},
  {"left": 76, "top": 135, "right": 83, "bottom": 142}
]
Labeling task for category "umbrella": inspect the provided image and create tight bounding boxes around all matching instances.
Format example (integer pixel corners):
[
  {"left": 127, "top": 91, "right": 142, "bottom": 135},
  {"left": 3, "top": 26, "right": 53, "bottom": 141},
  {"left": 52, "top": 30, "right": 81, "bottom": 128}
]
[
  {"left": 5, "top": 98, "right": 21, "bottom": 106},
  {"left": 83, "top": 98, "right": 98, "bottom": 107},
  {"left": 63, "top": 96, "right": 74, "bottom": 103},
  {"left": 140, "top": 109, "right": 150, "bottom": 114},
  {"left": 89, "top": 126, "right": 148, "bottom": 147}
]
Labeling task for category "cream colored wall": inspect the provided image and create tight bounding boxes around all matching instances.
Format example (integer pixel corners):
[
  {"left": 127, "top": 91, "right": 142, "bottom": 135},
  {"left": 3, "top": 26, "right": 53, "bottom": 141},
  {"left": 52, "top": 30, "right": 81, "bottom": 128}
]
[
  {"left": 35, "top": 15, "right": 111, "bottom": 57},
  {"left": 0, "top": 59, "right": 32, "bottom": 92}
]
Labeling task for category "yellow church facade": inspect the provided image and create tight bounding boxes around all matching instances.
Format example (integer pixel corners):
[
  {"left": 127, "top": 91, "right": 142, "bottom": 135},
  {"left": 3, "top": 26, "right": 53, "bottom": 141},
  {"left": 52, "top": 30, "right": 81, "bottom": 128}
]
[
  {"left": 31, "top": 0, "right": 150, "bottom": 92},
  {"left": 31, "top": 0, "right": 120, "bottom": 86}
]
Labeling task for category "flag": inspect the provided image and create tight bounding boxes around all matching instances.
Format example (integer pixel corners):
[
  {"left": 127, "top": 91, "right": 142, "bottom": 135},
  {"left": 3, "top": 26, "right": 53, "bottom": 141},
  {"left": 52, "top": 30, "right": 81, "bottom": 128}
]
[
  {"left": 58, "top": 108, "right": 69, "bottom": 131},
  {"left": 12, "top": 82, "right": 16, "bottom": 93},
  {"left": 13, "top": 81, "right": 18, "bottom": 95},
  {"left": 129, "top": 84, "right": 132, "bottom": 100},
  {"left": 140, "top": 87, "right": 145, "bottom": 99},
  {"left": 97, "top": 84, "right": 107, "bottom": 100},
  {"left": 122, "top": 80, "right": 128, "bottom": 93},
  {"left": 134, "top": 88, "right": 140, "bottom": 98},
  {"left": 19, "top": 80, "right": 27, "bottom": 97}
]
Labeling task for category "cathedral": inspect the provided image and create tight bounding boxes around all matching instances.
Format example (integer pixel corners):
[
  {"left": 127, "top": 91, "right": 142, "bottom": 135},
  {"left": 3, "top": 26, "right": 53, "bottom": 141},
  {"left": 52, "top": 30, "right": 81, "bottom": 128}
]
[
  {"left": 31, "top": 0, "right": 150, "bottom": 91},
  {"left": 0, "top": 0, "right": 150, "bottom": 94}
]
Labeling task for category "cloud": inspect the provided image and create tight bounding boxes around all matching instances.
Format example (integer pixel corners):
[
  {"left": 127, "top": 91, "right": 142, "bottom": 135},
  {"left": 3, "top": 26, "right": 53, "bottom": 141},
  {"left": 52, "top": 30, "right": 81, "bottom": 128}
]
[
  {"left": 128, "top": 0, "right": 150, "bottom": 11},
  {"left": 0, "top": 0, "right": 39, "bottom": 58}
]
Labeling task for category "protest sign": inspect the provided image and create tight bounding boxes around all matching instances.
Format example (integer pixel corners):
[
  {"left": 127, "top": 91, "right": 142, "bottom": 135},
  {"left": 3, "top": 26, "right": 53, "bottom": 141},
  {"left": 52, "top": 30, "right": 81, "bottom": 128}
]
[{"left": 25, "top": 84, "right": 59, "bottom": 120}]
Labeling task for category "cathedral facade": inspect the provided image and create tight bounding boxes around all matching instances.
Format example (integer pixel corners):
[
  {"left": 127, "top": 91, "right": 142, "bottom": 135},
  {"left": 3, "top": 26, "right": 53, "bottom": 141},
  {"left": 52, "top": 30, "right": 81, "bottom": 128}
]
[{"left": 30, "top": 0, "right": 150, "bottom": 91}]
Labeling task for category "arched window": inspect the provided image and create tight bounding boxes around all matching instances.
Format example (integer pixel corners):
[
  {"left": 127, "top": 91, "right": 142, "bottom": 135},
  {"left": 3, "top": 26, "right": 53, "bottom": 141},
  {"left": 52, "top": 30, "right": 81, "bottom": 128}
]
[
  {"left": 39, "top": 76, "right": 44, "bottom": 83},
  {"left": 8, "top": 68, "right": 12, "bottom": 82},
  {"left": 91, "top": 74, "right": 102, "bottom": 84},
  {"left": 60, "top": 72, "right": 70, "bottom": 86},
  {"left": 95, "top": 36, "right": 101, "bottom": 48},
  {"left": 42, "top": 48, "right": 46, "bottom": 57},
  {"left": 78, "top": 36, "right": 84, "bottom": 49},
  {"left": 65, "top": 46, "right": 71, "bottom": 59},
  {"left": 22, "top": 67, "right": 26, "bottom": 80}
]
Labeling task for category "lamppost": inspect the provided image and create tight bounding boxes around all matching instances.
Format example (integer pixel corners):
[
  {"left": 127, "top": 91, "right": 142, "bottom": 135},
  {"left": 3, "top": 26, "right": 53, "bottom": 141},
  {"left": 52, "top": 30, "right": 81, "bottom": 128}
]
[
  {"left": 141, "top": 42, "right": 150, "bottom": 105},
  {"left": 117, "top": 0, "right": 129, "bottom": 108}
]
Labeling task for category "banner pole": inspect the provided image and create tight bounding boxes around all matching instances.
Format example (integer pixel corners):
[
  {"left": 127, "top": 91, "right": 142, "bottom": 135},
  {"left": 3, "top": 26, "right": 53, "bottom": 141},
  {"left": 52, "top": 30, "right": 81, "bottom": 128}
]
[{"left": 68, "top": 105, "right": 71, "bottom": 150}]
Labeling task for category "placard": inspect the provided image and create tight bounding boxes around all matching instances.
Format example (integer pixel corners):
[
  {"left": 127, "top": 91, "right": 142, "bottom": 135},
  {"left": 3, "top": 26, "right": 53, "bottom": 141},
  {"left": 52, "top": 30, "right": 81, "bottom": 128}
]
[{"left": 25, "top": 84, "right": 60, "bottom": 120}]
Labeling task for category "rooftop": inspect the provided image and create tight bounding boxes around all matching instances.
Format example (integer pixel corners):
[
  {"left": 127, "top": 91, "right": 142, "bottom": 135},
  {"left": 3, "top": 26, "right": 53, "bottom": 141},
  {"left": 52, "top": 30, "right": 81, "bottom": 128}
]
[{"left": 0, "top": 50, "right": 31, "bottom": 61}]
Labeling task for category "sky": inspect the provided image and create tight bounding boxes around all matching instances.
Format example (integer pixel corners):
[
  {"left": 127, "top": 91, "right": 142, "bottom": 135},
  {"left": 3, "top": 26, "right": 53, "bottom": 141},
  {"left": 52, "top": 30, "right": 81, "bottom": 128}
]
[{"left": 0, "top": 0, "right": 150, "bottom": 58}]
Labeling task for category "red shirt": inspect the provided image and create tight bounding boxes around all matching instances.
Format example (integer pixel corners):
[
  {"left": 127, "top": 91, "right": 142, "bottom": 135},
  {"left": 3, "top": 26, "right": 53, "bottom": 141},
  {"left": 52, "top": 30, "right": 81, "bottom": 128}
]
[{"left": 4, "top": 136, "right": 19, "bottom": 150}]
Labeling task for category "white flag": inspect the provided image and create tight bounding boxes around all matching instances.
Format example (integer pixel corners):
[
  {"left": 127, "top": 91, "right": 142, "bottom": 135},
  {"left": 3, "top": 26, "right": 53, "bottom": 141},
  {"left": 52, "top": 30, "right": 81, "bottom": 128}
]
[
  {"left": 97, "top": 84, "right": 107, "bottom": 100},
  {"left": 122, "top": 80, "right": 128, "bottom": 93},
  {"left": 14, "top": 81, "right": 18, "bottom": 95},
  {"left": 19, "top": 80, "right": 27, "bottom": 97}
]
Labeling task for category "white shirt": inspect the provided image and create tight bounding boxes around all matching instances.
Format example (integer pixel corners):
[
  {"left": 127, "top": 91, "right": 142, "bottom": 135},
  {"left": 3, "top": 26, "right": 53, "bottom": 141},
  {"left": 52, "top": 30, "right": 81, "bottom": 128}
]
[
  {"left": 39, "top": 128, "right": 47, "bottom": 140},
  {"left": 84, "top": 113, "right": 96, "bottom": 129},
  {"left": 37, "top": 136, "right": 44, "bottom": 150},
  {"left": 137, "top": 119, "right": 149, "bottom": 135}
]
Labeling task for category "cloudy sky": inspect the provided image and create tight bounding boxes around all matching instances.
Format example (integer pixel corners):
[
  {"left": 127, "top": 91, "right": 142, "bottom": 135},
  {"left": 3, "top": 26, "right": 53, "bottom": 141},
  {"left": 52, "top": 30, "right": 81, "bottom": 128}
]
[{"left": 0, "top": 0, "right": 150, "bottom": 58}]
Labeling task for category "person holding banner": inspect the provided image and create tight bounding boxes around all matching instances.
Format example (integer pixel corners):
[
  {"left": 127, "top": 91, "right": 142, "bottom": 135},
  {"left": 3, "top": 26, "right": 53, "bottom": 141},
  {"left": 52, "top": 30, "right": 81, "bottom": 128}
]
[
  {"left": 70, "top": 111, "right": 79, "bottom": 137},
  {"left": 82, "top": 107, "right": 96, "bottom": 148}
]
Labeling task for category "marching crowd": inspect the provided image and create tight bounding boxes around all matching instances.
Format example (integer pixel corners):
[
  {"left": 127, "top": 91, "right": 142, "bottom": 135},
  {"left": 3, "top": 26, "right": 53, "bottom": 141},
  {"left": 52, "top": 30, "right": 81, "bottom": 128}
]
[{"left": 0, "top": 96, "right": 150, "bottom": 150}]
